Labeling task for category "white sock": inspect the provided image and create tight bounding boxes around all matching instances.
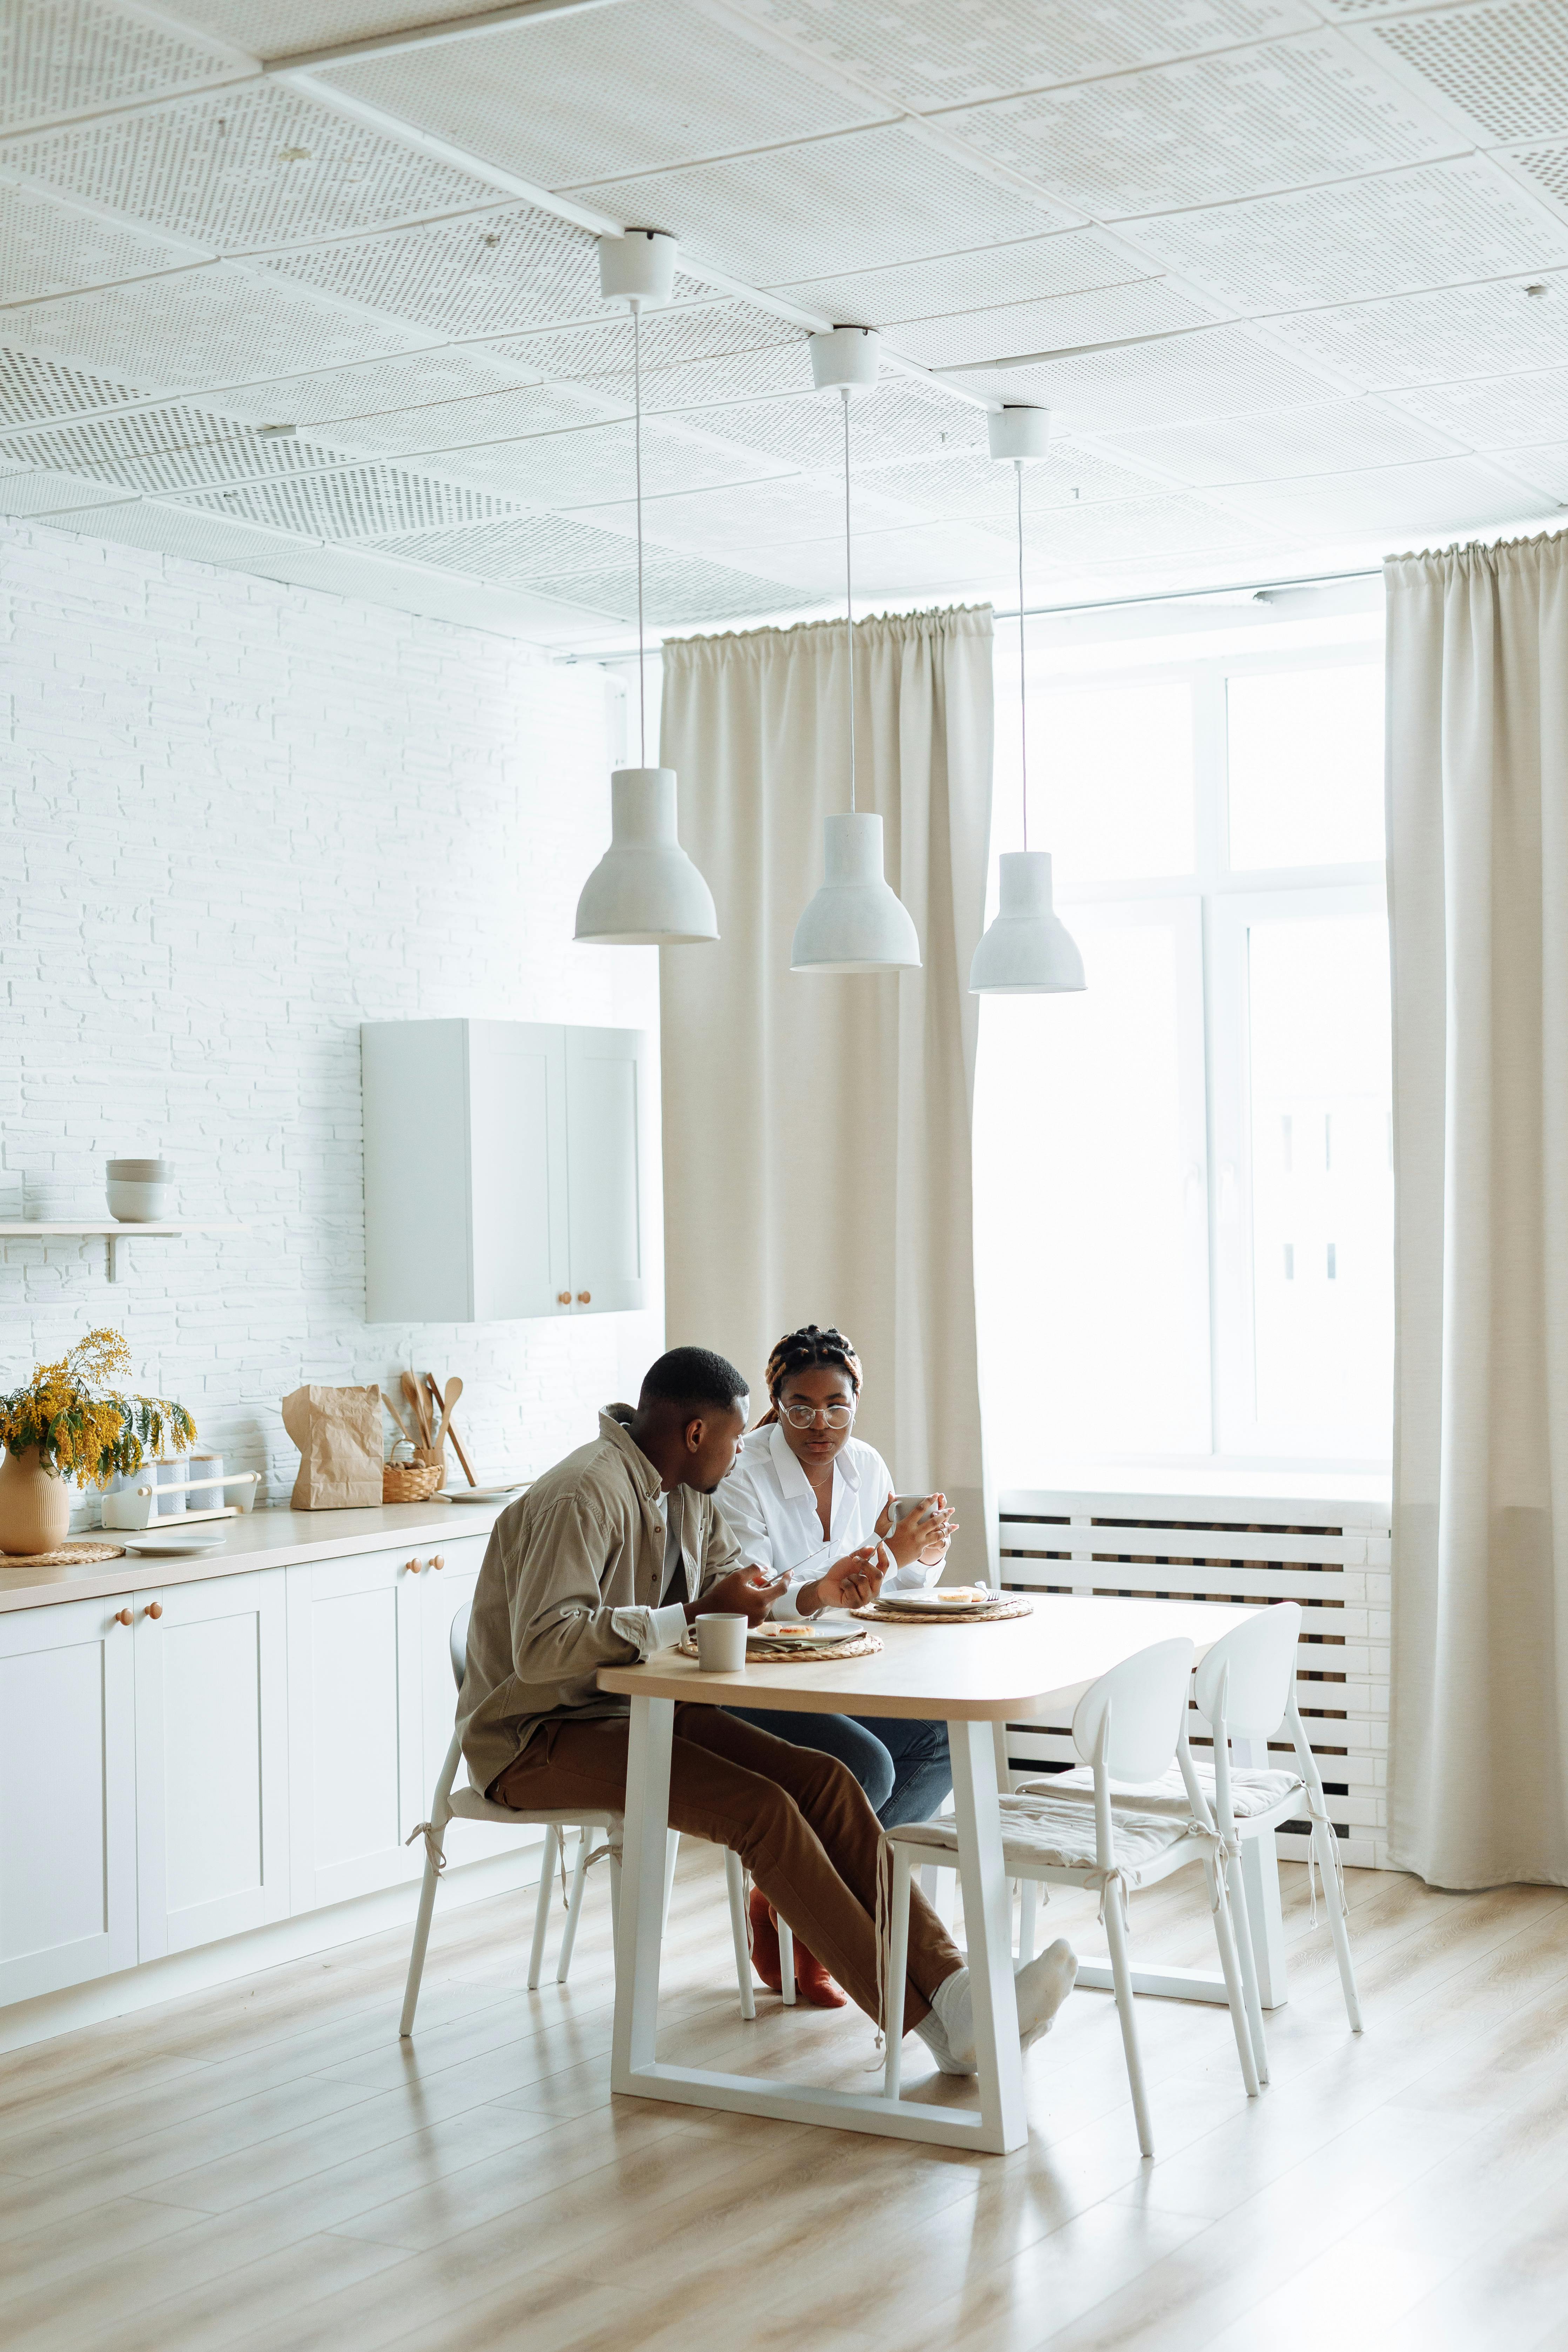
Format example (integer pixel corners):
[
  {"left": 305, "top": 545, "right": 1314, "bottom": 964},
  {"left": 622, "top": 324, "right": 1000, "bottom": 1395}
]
[{"left": 920, "top": 1967, "right": 975, "bottom": 2074}]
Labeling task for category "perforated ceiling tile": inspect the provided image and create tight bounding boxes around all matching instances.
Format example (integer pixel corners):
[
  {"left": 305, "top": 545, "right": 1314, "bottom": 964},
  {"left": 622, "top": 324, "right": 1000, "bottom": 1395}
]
[
  {"left": 400, "top": 415, "right": 780, "bottom": 509},
  {"left": 152, "top": 3, "right": 492, "bottom": 59},
  {"left": 0, "top": 179, "right": 211, "bottom": 307},
  {"left": 366, "top": 510, "right": 808, "bottom": 622},
  {"left": 0, "top": 463, "right": 135, "bottom": 518},
  {"left": 490, "top": 299, "right": 814, "bottom": 410},
  {"left": 1223, "top": 454, "right": 1549, "bottom": 537},
  {"left": 891, "top": 280, "right": 1217, "bottom": 370},
  {"left": 1022, "top": 489, "right": 1285, "bottom": 561},
  {"left": 319, "top": 0, "right": 886, "bottom": 191},
  {"left": 1490, "top": 440, "right": 1568, "bottom": 499},
  {"left": 1361, "top": 2, "right": 1568, "bottom": 144},
  {"left": 1263, "top": 274, "right": 1568, "bottom": 388},
  {"left": 1122, "top": 157, "right": 1568, "bottom": 314},
  {"left": 1505, "top": 140, "right": 1568, "bottom": 224},
  {"left": 751, "top": 521, "right": 1011, "bottom": 596},
  {"left": 943, "top": 33, "right": 1457, "bottom": 219},
  {"left": 5, "top": 262, "right": 428, "bottom": 394},
  {"left": 773, "top": 231, "right": 1152, "bottom": 328},
  {"left": 4, "top": 82, "right": 501, "bottom": 255},
  {"left": 572, "top": 125, "right": 1073, "bottom": 287},
  {"left": 261, "top": 204, "right": 608, "bottom": 342},
  {"left": 173, "top": 460, "right": 514, "bottom": 539},
  {"left": 692, "top": 376, "right": 989, "bottom": 473},
  {"left": 964, "top": 323, "right": 1341, "bottom": 431},
  {"left": 0, "top": 0, "right": 246, "bottom": 136},
  {"left": 0, "top": 339, "right": 149, "bottom": 428},
  {"left": 0, "top": 401, "right": 357, "bottom": 495},
  {"left": 727, "top": 0, "right": 1314, "bottom": 114},
  {"left": 860, "top": 442, "right": 1171, "bottom": 516},
  {"left": 281, "top": 372, "right": 617, "bottom": 462},
  {"left": 571, "top": 473, "right": 934, "bottom": 556},
  {"left": 1099, "top": 398, "right": 1461, "bottom": 484},
  {"left": 1387, "top": 361, "right": 1568, "bottom": 445}
]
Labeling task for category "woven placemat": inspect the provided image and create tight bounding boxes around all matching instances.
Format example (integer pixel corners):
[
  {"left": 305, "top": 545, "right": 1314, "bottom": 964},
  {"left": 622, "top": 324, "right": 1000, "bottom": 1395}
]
[
  {"left": 852, "top": 1594, "right": 1034, "bottom": 1626},
  {"left": 0, "top": 1541, "right": 127, "bottom": 1569},
  {"left": 676, "top": 1628, "right": 884, "bottom": 1664}
]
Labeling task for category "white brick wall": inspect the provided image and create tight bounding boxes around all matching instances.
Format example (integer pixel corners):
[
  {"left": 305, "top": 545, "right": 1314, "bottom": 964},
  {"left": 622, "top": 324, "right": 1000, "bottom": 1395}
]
[{"left": 0, "top": 517, "right": 664, "bottom": 1522}]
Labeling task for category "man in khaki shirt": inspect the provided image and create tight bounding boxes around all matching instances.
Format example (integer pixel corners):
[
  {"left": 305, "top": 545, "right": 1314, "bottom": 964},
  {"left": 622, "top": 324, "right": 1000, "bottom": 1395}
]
[{"left": 461, "top": 1346, "right": 1077, "bottom": 2073}]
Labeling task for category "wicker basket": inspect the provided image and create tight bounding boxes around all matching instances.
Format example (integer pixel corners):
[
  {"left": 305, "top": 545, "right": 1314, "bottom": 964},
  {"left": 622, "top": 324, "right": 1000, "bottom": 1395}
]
[{"left": 383, "top": 1460, "right": 442, "bottom": 1504}]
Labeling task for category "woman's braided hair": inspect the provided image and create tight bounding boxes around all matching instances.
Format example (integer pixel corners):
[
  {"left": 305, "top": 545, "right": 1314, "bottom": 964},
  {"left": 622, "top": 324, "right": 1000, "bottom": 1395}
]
[{"left": 755, "top": 1323, "right": 863, "bottom": 1428}]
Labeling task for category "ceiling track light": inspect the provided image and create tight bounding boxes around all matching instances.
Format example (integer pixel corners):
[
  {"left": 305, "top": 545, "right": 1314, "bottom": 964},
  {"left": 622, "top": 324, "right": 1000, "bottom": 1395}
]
[
  {"left": 574, "top": 229, "right": 718, "bottom": 948},
  {"left": 968, "top": 405, "right": 1086, "bottom": 997},
  {"left": 790, "top": 328, "right": 921, "bottom": 977}
]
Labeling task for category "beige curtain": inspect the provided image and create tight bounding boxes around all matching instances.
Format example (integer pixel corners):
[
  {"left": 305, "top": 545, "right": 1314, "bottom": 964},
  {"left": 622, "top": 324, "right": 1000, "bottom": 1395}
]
[
  {"left": 1387, "top": 531, "right": 1568, "bottom": 1888},
  {"left": 659, "top": 606, "right": 994, "bottom": 1580}
]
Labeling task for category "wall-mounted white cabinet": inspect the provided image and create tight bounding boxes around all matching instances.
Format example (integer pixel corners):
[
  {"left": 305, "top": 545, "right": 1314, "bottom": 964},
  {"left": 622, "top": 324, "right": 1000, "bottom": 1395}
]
[{"left": 362, "top": 1018, "right": 652, "bottom": 1323}]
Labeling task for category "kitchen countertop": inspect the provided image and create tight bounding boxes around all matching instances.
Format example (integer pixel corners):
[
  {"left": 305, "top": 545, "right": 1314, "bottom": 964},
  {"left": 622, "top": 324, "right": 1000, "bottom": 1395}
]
[{"left": 0, "top": 1497, "right": 512, "bottom": 1613}]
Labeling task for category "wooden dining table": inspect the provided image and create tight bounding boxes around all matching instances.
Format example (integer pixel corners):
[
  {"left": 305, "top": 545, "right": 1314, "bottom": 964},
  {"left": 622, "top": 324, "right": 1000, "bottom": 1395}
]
[{"left": 598, "top": 1592, "right": 1257, "bottom": 2155}]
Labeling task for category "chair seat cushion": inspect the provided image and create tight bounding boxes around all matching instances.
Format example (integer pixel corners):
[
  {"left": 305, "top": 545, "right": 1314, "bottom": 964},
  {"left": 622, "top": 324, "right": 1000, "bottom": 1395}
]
[
  {"left": 890, "top": 1793, "right": 1215, "bottom": 1888},
  {"left": 449, "top": 1789, "right": 624, "bottom": 1830},
  {"left": 1032, "top": 1762, "right": 1304, "bottom": 1820}
]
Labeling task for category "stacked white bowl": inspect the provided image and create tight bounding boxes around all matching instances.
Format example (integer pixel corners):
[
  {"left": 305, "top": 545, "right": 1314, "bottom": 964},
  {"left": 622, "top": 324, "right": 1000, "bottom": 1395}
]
[{"left": 106, "top": 1158, "right": 174, "bottom": 1222}]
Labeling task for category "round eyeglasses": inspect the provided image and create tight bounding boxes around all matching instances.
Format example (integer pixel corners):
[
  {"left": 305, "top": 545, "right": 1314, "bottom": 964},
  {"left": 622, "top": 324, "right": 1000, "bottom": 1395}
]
[{"left": 778, "top": 1402, "right": 855, "bottom": 1431}]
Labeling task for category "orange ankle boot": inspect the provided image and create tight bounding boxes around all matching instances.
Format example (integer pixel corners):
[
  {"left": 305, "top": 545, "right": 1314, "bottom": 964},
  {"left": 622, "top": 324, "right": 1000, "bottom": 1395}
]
[
  {"left": 790, "top": 1933, "right": 848, "bottom": 2008},
  {"left": 747, "top": 1886, "right": 783, "bottom": 1993}
]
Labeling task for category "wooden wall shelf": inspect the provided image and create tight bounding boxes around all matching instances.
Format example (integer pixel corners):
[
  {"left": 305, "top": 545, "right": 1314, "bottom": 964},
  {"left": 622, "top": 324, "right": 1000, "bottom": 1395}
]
[{"left": 0, "top": 1222, "right": 248, "bottom": 1283}]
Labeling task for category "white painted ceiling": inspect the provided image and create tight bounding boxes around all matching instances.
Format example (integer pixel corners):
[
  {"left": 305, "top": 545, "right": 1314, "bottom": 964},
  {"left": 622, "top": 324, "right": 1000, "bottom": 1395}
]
[{"left": 2, "top": 0, "right": 1566, "bottom": 648}]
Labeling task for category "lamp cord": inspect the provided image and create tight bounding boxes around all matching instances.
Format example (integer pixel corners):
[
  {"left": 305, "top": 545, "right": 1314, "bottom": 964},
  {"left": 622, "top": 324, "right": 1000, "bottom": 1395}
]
[
  {"left": 1017, "top": 457, "right": 1027, "bottom": 853},
  {"left": 843, "top": 384, "right": 855, "bottom": 814},
  {"left": 634, "top": 301, "right": 645, "bottom": 767}
]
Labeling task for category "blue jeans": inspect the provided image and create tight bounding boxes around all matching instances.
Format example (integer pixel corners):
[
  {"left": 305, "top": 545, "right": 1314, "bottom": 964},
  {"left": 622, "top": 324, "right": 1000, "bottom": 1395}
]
[{"left": 724, "top": 1708, "right": 952, "bottom": 1830}]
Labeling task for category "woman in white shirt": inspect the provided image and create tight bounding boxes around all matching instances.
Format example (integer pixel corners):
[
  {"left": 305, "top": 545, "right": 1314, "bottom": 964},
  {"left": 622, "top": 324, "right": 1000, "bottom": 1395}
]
[{"left": 721, "top": 1320, "right": 957, "bottom": 1790}]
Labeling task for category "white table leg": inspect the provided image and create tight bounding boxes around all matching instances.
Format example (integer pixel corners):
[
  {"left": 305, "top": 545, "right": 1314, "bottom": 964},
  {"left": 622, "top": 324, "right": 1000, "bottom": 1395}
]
[
  {"left": 950, "top": 1718, "right": 1029, "bottom": 2154},
  {"left": 612, "top": 1694, "right": 674, "bottom": 2090}
]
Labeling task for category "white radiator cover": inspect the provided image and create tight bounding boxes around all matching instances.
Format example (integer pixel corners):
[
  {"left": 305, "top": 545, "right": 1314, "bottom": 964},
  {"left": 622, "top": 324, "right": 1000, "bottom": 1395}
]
[{"left": 998, "top": 1484, "right": 1392, "bottom": 1869}]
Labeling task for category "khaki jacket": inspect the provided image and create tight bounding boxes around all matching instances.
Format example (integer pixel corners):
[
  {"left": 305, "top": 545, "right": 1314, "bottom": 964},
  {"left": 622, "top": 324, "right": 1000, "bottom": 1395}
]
[{"left": 458, "top": 1405, "right": 743, "bottom": 1793}]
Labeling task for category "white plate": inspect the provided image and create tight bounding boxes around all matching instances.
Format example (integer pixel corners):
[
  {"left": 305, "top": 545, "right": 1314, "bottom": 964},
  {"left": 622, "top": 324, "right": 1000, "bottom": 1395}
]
[
  {"left": 121, "top": 1533, "right": 229, "bottom": 1557},
  {"left": 437, "top": 1485, "right": 526, "bottom": 1504},
  {"left": 876, "top": 1588, "right": 994, "bottom": 1611},
  {"left": 751, "top": 1621, "right": 863, "bottom": 1645}
]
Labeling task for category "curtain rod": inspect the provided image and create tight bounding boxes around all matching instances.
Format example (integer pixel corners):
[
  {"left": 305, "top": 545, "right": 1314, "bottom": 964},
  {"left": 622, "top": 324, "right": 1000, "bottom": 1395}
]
[
  {"left": 557, "top": 565, "right": 1383, "bottom": 663},
  {"left": 991, "top": 565, "right": 1383, "bottom": 622}
]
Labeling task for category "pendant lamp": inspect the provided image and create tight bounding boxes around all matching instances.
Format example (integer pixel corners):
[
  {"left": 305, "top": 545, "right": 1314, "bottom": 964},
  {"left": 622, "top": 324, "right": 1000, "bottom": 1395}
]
[
  {"left": 968, "top": 406, "right": 1085, "bottom": 995},
  {"left": 574, "top": 231, "right": 718, "bottom": 947},
  {"left": 790, "top": 328, "right": 921, "bottom": 975}
]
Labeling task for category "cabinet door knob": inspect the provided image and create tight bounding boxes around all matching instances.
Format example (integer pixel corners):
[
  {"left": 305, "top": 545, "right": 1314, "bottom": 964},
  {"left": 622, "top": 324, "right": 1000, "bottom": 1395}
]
[
  {"left": 577, "top": 1291, "right": 591, "bottom": 1304},
  {"left": 432, "top": 1554, "right": 444, "bottom": 1570},
  {"left": 404, "top": 1557, "right": 419, "bottom": 1574},
  {"left": 112, "top": 1609, "right": 132, "bottom": 1627},
  {"left": 145, "top": 1602, "right": 163, "bottom": 1620},
  {"left": 557, "top": 1291, "right": 572, "bottom": 1305}
]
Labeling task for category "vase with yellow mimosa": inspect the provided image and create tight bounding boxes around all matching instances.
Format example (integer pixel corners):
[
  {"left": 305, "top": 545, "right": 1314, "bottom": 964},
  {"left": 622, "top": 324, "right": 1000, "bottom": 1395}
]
[{"left": 0, "top": 1328, "right": 196, "bottom": 1556}]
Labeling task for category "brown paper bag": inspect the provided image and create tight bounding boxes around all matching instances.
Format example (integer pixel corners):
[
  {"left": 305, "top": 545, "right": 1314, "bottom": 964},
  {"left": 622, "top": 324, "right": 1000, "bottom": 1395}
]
[{"left": 280, "top": 1384, "right": 384, "bottom": 1509}]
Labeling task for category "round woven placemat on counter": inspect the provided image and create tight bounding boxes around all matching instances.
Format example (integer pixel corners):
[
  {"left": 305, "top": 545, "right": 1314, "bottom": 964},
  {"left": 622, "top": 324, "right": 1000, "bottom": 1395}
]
[
  {"left": 0, "top": 1541, "right": 128, "bottom": 1569},
  {"left": 851, "top": 1594, "right": 1034, "bottom": 1626},
  {"left": 676, "top": 1628, "right": 884, "bottom": 1664}
]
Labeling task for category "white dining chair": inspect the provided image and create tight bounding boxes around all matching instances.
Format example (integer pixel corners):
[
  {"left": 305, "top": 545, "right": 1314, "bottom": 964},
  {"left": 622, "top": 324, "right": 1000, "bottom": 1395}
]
[
  {"left": 879, "top": 1636, "right": 1259, "bottom": 2157},
  {"left": 1034, "top": 1600, "right": 1363, "bottom": 2079},
  {"left": 399, "top": 1602, "right": 755, "bottom": 2037}
]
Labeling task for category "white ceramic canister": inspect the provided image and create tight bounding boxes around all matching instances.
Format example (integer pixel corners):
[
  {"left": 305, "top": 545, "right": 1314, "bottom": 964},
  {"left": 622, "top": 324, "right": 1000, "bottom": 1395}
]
[
  {"left": 153, "top": 1458, "right": 188, "bottom": 1518},
  {"left": 106, "top": 1157, "right": 174, "bottom": 1222},
  {"left": 182, "top": 1452, "right": 223, "bottom": 1513}
]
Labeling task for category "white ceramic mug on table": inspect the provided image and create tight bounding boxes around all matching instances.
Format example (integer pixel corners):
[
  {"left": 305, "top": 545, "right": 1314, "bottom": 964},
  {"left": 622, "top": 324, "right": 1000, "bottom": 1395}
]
[{"left": 694, "top": 1614, "right": 747, "bottom": 1672}]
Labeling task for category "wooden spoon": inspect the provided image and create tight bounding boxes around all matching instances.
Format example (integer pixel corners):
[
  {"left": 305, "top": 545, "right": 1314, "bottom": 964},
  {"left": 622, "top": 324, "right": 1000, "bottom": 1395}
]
[
  {"left": 427, "top": 1372, "right": 478, "bottom": 1486},
  {"left": 431, "top": 1373, "right": 463, "bottom": 1460},
  {"left": 402, "top": 1369, "right": 432, "bottom": 1447},
  {"left": 383, "top": 1391, "right": 417, "bottom": 1446}
]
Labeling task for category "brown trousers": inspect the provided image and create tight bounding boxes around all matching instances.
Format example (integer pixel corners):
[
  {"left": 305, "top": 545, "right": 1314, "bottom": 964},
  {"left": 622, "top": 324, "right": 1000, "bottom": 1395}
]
[{"left": 491, "top": 1704, "right": 962, "bottom": 2032}]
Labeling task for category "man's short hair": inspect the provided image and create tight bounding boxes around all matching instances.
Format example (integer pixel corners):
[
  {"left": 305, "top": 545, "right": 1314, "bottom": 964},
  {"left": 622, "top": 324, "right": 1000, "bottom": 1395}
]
[{"left": 638, "top": 1346, "right": 748, "bottom": 1419}]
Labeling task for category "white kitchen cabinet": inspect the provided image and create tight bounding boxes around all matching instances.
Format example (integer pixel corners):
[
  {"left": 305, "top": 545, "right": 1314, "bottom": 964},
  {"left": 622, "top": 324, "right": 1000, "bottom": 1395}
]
[
  {"left": 0, "top": 1594, "right": 138, "bottom": 2005},
  {"left": 361, "top": 1017, "right": 652, "bottom": 1323},
  {"left": 285, "top": 1547, "right": 425, "bottom": 1913},
  {"left": 134, "top": 1570, "right": 289, "bottom": 1958}
]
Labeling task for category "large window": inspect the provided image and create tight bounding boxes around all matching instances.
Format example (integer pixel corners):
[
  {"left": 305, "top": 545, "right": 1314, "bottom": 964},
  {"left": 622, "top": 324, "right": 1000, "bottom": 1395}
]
[{"left": 974, "top": 602, "right": 1391, "bottom": 1479}]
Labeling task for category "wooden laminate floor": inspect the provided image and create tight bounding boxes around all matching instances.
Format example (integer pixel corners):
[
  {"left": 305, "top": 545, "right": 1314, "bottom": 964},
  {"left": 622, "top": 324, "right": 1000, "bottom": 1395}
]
[{"left": 2, "top": 1847, "right": 1566, "bottom": 2352}]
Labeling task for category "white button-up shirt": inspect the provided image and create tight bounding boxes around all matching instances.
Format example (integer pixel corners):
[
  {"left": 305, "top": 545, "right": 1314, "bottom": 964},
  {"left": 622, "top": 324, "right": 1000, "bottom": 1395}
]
[{"left": 718, "top": 1422, "right": 941, "bottom": 1622}]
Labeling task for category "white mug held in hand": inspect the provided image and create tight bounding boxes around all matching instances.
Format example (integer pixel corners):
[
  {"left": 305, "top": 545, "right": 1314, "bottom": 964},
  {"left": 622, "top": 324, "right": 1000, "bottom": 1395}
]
[{"left": 694, "top": 1613, "right": 748, "bottom": 1672}]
